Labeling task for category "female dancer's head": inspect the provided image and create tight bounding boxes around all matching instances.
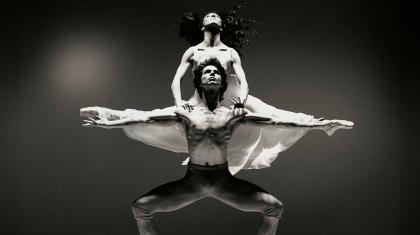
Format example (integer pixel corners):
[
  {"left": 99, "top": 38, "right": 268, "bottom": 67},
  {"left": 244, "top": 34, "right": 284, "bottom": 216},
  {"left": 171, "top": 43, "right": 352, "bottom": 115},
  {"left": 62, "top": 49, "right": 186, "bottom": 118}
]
[
  {"left": 193, "top": 58, "right": 228, "bottom": 101},
  {"left": 177, "top": 2, "right": 260, "bottom": 55},
  {"left": 202, "top": 12, "right": 222, "bottom": 27},
  {"left": 201, "top": 12, "right": 223, "bottom": 34}
]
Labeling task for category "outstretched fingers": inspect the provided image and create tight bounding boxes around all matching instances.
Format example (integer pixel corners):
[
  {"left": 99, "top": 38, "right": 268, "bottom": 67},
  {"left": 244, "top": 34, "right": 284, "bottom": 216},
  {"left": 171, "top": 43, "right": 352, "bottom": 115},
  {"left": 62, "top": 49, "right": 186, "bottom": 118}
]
[
  {"left": 81, "top": 115, "right": 110, "bottom": 127},
  {"left": 333, "top": 119, "right": 354, "bottom": 128},
  {"left": 82, "top": 118, "right": 96, "bottom": 127},
  {"left": 323, "top": 120, "right": 354, "bottom": 136},
  {"left": 230, "top": 97, "right": 245, "bottom": 116}
]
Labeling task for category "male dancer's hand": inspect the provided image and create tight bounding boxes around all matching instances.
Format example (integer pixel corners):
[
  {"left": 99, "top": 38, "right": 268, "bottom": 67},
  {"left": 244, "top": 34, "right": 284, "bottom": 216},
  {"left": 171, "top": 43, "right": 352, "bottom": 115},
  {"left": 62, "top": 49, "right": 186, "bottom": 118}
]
[
  {"left": 82, "top": 114, "right": 122, "bottom": 128},
  {"left": 318, "top": 119, "right": 354, "bottom": 136},
  {"left": 80, "top": 106, "right": 118, "bottom": 120}
]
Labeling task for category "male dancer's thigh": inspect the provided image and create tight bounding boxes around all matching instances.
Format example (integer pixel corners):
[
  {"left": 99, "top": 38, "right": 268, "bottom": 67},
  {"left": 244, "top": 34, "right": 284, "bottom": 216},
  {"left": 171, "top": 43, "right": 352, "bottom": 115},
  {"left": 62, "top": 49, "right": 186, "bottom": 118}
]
[
  {"left": 214, "top": 175, "right": 279, "bottom": 213},
  {"left": 136, "top": 176, "right": 205, "bottom": 213}
]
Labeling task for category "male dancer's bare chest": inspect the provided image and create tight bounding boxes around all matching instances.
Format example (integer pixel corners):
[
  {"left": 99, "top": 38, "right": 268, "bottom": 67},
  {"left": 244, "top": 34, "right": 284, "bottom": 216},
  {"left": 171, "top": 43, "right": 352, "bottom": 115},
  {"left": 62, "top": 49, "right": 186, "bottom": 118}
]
[
  {"left": 187, "top": 110, "right": 230, "bottom": 130},
  {"left": 185, "top": 110, "right": 232, "bottom": 153}
]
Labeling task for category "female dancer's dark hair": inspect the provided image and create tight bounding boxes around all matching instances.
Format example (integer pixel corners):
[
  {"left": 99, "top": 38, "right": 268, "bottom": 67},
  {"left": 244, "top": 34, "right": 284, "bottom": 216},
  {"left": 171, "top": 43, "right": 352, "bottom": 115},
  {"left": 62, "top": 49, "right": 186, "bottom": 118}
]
[
  {"left": 193, "top": 58, "right": 228, "bottom": 101},
  {"left": 177, "top": 1, "right": 260, "bottom": 56}
]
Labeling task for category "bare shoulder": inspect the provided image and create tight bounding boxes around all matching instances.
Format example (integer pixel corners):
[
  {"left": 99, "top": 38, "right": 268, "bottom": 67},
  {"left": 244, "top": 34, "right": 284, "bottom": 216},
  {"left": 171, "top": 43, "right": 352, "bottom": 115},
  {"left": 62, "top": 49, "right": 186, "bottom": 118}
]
[
  {"left": 176, "top": 107, "right": 205, "bottom": 118},
  {"left": 230, "top": 48, "right": 241, "bottom": 61},
  {"left": 215, "top": 107, "right": 233, "bottom": 118},
  {"left": 193, "top": 43, "right": 205, "bottom": 49},
  {"left": 186, "top": 45, "right": 197, "bottom": 52},
  {"left": 182, "top": 46, "right": 195, "bottom": 60}
]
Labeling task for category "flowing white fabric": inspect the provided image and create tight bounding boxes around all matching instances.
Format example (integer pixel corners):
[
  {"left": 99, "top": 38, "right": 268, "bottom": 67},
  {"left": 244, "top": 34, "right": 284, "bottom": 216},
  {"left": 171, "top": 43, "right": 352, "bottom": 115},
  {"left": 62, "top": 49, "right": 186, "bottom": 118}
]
[
  {"left": 122, "top": 105, "right": 309, "bottom": 175},
  {"left": 123, "top": 52, "right": 316, "bottom": 174}
]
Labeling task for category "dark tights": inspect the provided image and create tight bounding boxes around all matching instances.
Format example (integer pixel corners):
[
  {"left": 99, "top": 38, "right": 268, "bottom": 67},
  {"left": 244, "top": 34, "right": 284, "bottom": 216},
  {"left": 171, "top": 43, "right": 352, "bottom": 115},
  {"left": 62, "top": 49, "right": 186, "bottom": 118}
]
[{"left": 132, "top": 162, "right": 283, "bottom": 234}]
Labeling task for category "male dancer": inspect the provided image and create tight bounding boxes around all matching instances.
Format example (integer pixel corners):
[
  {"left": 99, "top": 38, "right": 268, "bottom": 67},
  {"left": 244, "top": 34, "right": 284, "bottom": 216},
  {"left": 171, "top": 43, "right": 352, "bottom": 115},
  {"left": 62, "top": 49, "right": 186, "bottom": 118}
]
[{"left": 81, "top": 58, "right": 353, "bottom": 234}]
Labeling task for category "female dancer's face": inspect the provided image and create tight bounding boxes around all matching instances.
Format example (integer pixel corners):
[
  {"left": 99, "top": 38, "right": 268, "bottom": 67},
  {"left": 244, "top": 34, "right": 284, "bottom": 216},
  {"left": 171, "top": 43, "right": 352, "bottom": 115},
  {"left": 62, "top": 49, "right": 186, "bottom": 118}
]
[{"left": 203, "top": 13, "right": 222, "bottom": 27}]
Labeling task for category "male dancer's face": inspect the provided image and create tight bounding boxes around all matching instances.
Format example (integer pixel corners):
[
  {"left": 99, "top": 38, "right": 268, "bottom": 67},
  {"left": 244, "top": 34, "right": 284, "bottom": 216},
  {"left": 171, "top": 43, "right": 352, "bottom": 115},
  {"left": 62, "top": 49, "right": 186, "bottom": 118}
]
[{"left": 201, "top": 65, "right": 222, "bottom": 93}]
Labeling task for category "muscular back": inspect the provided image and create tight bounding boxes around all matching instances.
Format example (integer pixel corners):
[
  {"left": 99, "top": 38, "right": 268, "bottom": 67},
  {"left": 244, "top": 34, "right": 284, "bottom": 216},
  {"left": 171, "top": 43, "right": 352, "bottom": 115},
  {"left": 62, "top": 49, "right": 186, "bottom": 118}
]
[{"left": 177, "top": 106, "right": 241, "bottom": 166}]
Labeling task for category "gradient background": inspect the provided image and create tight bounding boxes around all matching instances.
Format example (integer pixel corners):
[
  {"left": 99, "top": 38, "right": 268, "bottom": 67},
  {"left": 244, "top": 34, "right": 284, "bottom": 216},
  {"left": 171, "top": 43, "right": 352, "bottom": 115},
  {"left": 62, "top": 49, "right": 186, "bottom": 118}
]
[{"left": 3, "top": 0, "right": 407, "bottom": 234}]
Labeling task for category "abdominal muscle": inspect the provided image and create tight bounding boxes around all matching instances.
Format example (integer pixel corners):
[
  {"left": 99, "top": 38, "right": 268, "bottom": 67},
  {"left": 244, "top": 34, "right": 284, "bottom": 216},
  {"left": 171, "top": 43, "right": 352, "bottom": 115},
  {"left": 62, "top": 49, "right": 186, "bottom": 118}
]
[{"left": 188, "top": 140, "right": 228, "bottom": 166}]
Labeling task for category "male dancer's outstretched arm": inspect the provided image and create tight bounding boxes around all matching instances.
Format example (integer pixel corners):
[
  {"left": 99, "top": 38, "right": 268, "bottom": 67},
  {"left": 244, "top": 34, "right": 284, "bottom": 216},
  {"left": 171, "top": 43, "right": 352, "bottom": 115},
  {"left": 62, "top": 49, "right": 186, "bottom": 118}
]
[
  {"left": 81, "top": 106, "right": 353, "bottom": 137},
  {"left": 80, "top": 106, "right": 179, "bottom": 129},
  {"left": 244, "top": 112, "right": 354, "bottom": 136}
]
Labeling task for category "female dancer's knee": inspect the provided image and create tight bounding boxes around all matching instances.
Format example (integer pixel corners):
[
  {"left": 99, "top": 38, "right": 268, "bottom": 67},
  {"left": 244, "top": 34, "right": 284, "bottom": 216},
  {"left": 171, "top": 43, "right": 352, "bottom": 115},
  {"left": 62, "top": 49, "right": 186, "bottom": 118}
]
[
  {"left": 131, "top": 196, "right": 155, "bottom": 220},
  {"left": 262, "top": 198, "right": 284, "bottom": 219}
]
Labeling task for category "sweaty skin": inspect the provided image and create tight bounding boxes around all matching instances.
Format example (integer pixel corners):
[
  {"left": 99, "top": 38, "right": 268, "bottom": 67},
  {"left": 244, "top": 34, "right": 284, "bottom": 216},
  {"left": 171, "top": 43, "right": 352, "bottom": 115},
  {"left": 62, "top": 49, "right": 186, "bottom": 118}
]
[{"left": 177, "top": 105, "right": 243, "bottom": 166}]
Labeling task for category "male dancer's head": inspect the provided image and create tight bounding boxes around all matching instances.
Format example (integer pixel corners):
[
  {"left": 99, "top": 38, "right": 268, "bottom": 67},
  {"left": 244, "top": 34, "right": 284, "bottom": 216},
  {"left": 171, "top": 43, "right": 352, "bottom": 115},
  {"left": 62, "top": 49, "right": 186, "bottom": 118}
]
[{"left": 193, "top": 58, "right": 228, "bottom": 111}]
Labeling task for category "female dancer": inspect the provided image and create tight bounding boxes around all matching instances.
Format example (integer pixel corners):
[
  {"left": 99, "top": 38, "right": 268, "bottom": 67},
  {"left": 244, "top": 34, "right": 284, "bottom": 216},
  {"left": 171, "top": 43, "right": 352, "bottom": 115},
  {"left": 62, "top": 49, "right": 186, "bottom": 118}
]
[{"left": 172, "top": 10, "right": 314, "bottom": 123}]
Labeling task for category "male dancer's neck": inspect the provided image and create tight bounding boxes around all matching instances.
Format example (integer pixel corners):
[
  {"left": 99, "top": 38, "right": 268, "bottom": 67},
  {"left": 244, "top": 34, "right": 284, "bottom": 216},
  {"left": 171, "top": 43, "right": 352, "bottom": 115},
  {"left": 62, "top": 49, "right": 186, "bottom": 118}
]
[
  {"left": 203, "top": 31, "right": 221, "bottom": 47},
  {"left": 201, "top": 89, "right": 220, "bottom": 112}
]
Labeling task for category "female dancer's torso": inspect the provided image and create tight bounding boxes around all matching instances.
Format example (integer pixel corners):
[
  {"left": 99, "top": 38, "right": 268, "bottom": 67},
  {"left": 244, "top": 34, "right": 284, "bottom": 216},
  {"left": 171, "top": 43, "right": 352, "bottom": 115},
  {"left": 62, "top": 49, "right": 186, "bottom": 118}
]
[
  {"left": 189, "top": 44, "right": 241, "bottom": 107},
  {"left": 191, "top": 44, "right": 234, "bottom": 74}
]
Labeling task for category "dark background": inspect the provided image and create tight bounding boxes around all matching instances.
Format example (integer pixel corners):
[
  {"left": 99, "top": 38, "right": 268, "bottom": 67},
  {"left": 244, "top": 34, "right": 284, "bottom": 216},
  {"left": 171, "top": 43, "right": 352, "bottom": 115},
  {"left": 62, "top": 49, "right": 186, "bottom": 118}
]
[{"left": 3, "top": 0, "right": 408, "bottom": 234}]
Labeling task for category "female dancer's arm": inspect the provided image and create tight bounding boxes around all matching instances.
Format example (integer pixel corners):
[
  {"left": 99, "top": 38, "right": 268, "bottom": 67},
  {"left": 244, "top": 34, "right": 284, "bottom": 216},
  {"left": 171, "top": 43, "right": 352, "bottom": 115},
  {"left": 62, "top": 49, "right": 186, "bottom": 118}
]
[
  {"left": 231, "top": 49, "right": 249, "bottom": 103},
  {"left": 171, "top": 47, "right": 194, "bottom": 107}
]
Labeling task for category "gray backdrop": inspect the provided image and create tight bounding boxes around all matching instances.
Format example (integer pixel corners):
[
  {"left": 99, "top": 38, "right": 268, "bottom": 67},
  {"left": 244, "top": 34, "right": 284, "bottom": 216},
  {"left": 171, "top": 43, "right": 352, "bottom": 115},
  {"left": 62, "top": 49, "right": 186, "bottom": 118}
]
[{"left": 3, "top": 0, "right": 407, "bottom": 234}]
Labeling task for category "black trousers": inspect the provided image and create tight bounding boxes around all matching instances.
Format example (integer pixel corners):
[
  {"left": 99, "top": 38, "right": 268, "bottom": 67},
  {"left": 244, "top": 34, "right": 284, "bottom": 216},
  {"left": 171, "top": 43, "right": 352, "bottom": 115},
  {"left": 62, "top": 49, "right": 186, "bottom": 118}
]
[{"left": 132, "top": 162, "right": 283, "bottom": 220}]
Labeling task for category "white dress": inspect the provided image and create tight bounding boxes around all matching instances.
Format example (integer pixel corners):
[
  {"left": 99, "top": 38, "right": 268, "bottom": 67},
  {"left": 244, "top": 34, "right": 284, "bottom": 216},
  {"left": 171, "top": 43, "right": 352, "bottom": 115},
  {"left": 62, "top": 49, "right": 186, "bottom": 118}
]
[{"left": 123, "top": 45, "right": 316, "bottom": 174}]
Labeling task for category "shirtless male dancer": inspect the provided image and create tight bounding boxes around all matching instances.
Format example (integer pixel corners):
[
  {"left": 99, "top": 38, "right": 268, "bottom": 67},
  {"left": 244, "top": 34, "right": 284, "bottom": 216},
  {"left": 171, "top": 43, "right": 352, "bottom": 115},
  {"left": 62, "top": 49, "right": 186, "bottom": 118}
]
[{"left": 81, "top": 58, "right": 353, "bottom": 234}]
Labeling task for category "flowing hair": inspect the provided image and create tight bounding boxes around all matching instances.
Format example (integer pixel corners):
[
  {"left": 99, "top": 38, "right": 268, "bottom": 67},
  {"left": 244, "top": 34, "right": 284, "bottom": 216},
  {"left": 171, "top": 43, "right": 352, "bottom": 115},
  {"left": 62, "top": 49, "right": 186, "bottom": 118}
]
[{"left": 177, "top": 1, "right": 260, "bottom": 56}]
